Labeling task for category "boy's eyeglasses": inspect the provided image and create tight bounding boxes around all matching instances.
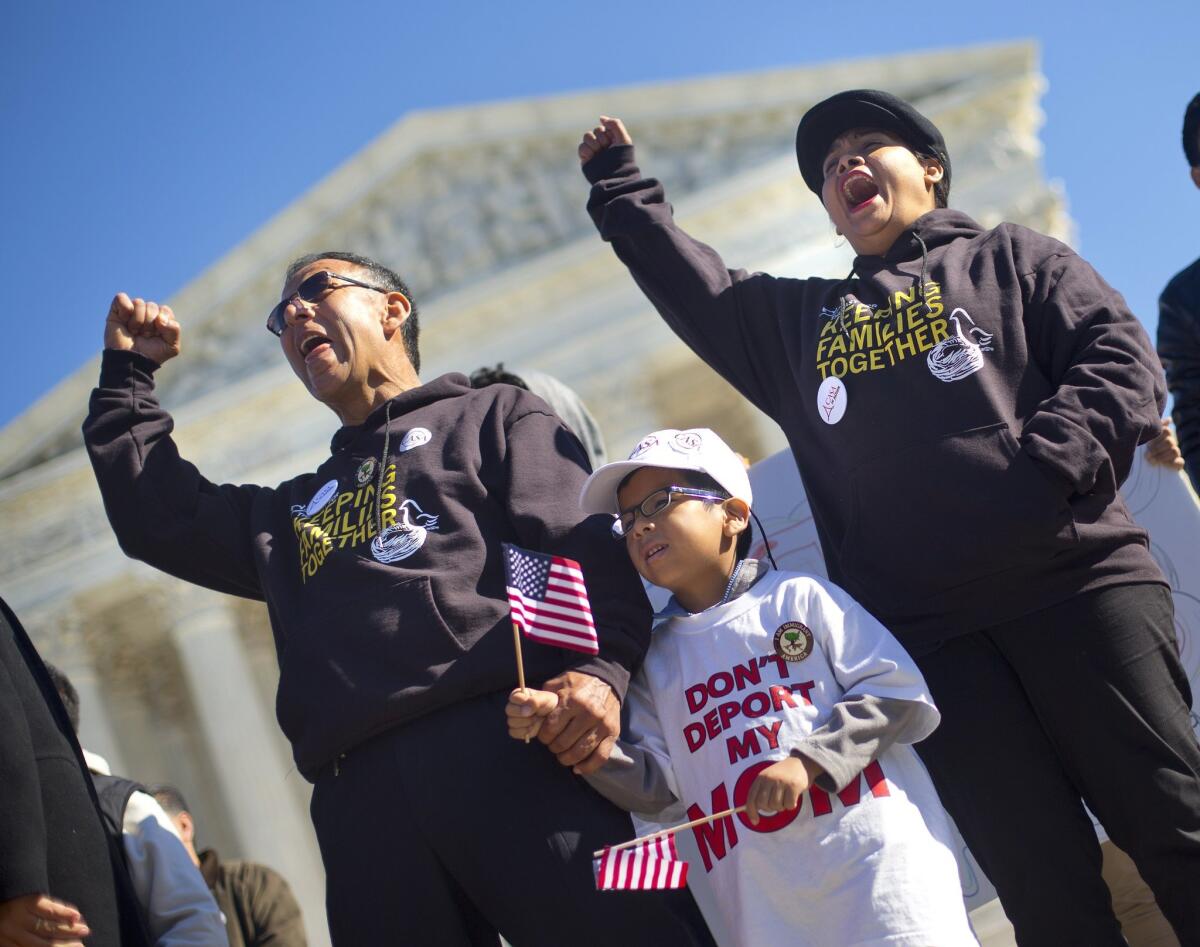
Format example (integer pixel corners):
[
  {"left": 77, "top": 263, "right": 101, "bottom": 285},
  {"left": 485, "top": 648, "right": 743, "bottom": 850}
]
[
  {"left": 266, "top": 270, "right": 390, "bottom": 336},
  {"left": 612, "top": 486, "right": 727, "bottom": 539}
]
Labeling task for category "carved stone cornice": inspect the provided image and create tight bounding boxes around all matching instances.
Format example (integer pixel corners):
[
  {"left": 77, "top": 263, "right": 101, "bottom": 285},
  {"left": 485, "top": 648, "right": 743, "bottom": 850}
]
[{"left": 1, "top": 42, "right": 1051, "bottom": 481}]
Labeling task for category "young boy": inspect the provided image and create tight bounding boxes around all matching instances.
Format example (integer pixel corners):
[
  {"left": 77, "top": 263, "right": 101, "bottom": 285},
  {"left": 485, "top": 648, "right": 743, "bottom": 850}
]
[
  {"left": 577, "top": 94, "right": 1200, "bottom": 944},
  {"left": 508, "top": 428, "right": 976, "bottom": 947}
]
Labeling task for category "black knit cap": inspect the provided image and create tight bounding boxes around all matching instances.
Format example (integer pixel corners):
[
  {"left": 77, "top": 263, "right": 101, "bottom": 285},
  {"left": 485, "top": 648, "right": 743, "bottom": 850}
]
[{"left": 795, "top": 89, "right": 950, "bottom": 196}]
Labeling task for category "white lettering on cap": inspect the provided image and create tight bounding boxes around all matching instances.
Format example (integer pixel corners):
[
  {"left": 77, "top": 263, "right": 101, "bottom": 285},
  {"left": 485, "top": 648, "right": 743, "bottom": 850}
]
[{"left": 816, "top": 377, "right": 847, "bottom": 425}]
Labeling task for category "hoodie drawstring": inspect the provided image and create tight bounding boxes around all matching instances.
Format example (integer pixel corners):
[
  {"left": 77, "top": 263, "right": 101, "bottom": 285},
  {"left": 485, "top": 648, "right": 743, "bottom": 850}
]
[
  {"left": 914, "top": 231, "right": 931, "bottom": 318},
  {"left": 837, "top": 233, "right": 933, "bottom": 339},
  {"left": 833, "top": 265, "right": 857, "bottom": 337}
]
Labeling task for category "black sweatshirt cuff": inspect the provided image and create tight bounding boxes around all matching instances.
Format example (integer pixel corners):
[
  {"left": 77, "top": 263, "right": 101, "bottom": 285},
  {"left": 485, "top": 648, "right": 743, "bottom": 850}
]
[
  {"left": 98, "top": 348, "right": 161, "bottom": 386},
  {"left": 581, "top": 144, "right": 638, "bottom": 185}
]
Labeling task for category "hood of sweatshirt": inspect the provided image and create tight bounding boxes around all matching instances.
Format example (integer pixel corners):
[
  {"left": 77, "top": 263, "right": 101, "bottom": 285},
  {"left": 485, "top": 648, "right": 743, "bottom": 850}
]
[
  {"left": 856, "top": 210, "right": 985, "bottom": 272},
  {"left": 329, "top": 373, "right": 473, "bottom": 455}
]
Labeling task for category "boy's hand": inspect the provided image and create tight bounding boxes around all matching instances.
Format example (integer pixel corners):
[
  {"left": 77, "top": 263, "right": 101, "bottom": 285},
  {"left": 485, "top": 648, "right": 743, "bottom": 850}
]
[
  {"left": 1145, "top": 418, "right": 1185, "bottom": 471},
  {"left": 105, "top": 292, "right": 181, "bottom": 365},
  {"left": 506, "top": 687, "right": 559, "bottom": 742},
  {"left": 578, "top": 116, "right": 633, "bottom": 165},
  {"left": 744, "top": 755, "right": 824, "bottom": 825}
]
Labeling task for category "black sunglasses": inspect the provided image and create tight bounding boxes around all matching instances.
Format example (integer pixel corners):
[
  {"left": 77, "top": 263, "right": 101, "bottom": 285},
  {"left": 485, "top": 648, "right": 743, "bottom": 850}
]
[{"left": 266, "top": 270, "right": 390, "bottom": 336}]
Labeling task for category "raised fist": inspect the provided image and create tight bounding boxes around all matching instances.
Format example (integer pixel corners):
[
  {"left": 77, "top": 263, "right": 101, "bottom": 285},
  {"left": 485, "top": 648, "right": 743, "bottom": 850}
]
[
  {"left": 105, "top": 292, "right": 181, "bottom": 365},
  {"left": 578, "top": 116, "right": 633, "bottom": 165}
]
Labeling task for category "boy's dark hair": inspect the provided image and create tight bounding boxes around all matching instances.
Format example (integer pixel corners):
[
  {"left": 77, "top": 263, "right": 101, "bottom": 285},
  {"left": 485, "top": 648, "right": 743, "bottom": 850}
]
[
  {"left": 44, "top": 661, "right": 80, "bottom": 733},
  {"left": 675, "top": 471, "right": 754, "bottom": 560},
  {"left": 469, "top": 363, "right": 530, "bottom": 390},
  {"left": 1184, "top": 93, "right": 1200, "bottom": 169},
  {"left": 285, "top": 251, "right": 421, "bottom": 373},
  {"left": 147, "top": 784, "right": 190, "bottom": 817}
]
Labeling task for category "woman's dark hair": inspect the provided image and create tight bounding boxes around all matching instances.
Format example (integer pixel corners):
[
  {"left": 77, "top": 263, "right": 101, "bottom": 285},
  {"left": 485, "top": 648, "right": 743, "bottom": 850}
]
[{"left": 914, "top": 150, "right": 950, "bottom": 208}]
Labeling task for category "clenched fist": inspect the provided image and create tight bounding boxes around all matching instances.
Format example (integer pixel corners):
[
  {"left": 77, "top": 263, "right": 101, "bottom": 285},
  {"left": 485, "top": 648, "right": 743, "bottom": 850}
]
[
  {"left": 105, "top": 292, "right": 181, "bottom": 365},
  {"left": 578, "top": 116, "right": 633, "bottom": 165}
]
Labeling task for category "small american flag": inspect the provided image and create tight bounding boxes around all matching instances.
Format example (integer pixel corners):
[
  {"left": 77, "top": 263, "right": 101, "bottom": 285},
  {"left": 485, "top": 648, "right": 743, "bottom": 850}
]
[
  {"left": 502, "top": 543, "right": 599, "bottom": 655},
  {"left": 594, "top": 836, "right": 689, "bottom": 891}
]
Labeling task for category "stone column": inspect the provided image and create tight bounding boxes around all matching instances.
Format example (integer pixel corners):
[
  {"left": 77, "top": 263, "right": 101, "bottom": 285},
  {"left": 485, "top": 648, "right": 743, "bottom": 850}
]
[
  {"left": 30, "top": 602, "right": 129, "bottom": 776},
  {"left": 167, "top": 586, "right": 330, "bottom": 947}
]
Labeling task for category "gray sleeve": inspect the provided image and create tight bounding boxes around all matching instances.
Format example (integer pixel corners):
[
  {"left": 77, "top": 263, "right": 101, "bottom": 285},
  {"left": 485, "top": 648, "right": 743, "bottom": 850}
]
[
  {"left": 789, "top": 695, "right": 939, "bottom": 793},
  {"left": 582, "top": 742, "right": 680, "bottom": 819}
]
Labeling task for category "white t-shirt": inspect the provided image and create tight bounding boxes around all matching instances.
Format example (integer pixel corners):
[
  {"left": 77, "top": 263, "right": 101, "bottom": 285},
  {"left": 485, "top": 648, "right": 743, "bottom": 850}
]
[{"left": 625, "top": 570, "right": 976, "bottom": 947}]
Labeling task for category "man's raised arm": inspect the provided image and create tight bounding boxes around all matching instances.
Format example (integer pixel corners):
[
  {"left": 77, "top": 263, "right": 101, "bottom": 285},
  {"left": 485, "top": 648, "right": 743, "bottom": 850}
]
[{"left": 83, "top": 294, "right": 265, "bottom": 599}]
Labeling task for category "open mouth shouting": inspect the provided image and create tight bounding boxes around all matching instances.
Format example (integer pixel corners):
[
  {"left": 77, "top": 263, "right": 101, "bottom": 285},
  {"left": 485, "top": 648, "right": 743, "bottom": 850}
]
[
  {"left": 299, "top": 333, "right": 334, "bottom": 364},
  {"left": 841, "top": 170, "right": 880, "bottom": 212}
]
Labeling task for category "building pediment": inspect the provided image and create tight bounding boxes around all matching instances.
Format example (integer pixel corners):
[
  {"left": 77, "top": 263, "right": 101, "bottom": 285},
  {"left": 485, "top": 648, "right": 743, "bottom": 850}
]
[{"left": 0, "top": 41, "right": 1047, "bottom": 479}]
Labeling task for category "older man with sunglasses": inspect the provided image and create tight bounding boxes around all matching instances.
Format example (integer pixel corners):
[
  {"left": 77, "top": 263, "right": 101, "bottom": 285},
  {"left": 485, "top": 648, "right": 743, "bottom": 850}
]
[{"left": 82, "top": 252, "right": 716, "bottom": 947}]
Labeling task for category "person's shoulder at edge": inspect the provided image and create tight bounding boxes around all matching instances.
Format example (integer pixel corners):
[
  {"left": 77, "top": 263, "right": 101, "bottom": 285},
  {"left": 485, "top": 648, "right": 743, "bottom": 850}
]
[{"left": 1161, "top": 255, "right": 1200, "bottom": 306}]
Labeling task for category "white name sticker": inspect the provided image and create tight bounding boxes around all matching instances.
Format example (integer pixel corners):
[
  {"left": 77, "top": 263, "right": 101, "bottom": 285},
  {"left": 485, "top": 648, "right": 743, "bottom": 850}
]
[
  {"left": 305, "top": 479, "right": 339, "bottom": 517},
  {"left": 399, "top": 428, "right": 432, "bottom": 452},
  {"left": 816, "top": 377, "right": 847, "bottom": 425}
]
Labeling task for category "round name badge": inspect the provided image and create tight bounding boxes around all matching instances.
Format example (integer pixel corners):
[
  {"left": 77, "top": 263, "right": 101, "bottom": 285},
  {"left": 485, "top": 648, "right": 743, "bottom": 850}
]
[
  {"left": 399, "top": 427, "right": 432, "bottom": 453},
  {"left": 816, "top": 376, "right": 848, "bottom": 425},
  {"left": 773, "top": 621, "right": 814, "bottom": 662},
  {"left": 305, "top": 479, "right": 339, "bottom": 517},
  {"left": 355, "top": 457, "right": 377, "bottom": 486}
]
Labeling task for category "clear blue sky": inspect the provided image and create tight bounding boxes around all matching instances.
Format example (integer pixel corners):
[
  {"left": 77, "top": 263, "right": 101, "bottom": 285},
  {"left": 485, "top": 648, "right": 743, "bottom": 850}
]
[{"left": 2, "top": 0, "right": 1196, "bottom": 431}]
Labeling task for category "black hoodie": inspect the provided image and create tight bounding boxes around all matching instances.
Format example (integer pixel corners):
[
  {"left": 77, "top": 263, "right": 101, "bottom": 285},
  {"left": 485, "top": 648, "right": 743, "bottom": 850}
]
[
  {"left": 83, "top": 354, "right": 651, "bottom": 778},
  {"left": 584, "top": 145, "right": 1166, "bottom": 647}
]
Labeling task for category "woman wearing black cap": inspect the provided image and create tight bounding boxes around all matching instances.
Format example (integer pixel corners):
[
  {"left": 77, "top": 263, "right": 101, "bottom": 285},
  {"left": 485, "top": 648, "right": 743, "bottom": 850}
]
[{"left": 578, "top": 95, "right": 1200, "bottom": 945}]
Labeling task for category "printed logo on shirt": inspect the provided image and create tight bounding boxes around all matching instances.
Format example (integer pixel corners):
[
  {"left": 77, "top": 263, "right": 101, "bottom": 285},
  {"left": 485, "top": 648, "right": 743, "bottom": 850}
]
[
  {"left": 674, "top": 652, "right": 892, "bottom": 872},
  {"left": 773, "top": 622, "right": 814, "bottom": 662},
  {"left": 816, "top": 281, "right": 962, "bottom": 381},
  {"left": 399, "top": 427, "right": 432, "bottom": 452},
  {"left": 629, "top": 435, "right": 659, "bottom": 459},
  {"left": 926, "top": 307, "right": 994, "bottom": 383},
  {"left": 291, "top": 463, "right": 440, "bottom": 581},
  {"left": 686, "top": 759, "right": 891, "bottom": 872},
  {"left": 355, "top": 457, "right": 377, "bottom": 486},
  {"left": 370, "top": 499, "right": 440, "bottom": 564},
  {"left": 819, "top": 296, "right": 877, "bottom": 322}
]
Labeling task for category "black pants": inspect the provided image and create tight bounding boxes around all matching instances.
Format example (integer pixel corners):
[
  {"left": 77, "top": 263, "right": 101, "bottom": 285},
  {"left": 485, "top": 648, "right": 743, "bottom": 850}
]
[
  {"left": 310, "top": 691, "right": 716, "bottom": 947},
  {"left": 913, "top": 584, "right": 1200, "bottom": 946}
]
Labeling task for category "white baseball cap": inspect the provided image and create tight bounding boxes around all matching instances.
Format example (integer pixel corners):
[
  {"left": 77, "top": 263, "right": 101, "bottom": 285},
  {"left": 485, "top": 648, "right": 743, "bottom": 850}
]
[{"left": 579, "top": 428, "right": 752, "bottom": 516}]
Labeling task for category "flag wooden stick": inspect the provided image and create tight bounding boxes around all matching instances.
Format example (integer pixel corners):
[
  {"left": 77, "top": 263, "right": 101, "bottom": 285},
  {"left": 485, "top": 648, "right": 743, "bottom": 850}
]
[
  {"left": 512, "top": 620, "right": 531, "bottom": 744},
  {"left": 512, "top": 620, "right": 527, "bottom": 691},
  {"left": 593, "top": 806, "right": 747, "bottom": 858}
]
